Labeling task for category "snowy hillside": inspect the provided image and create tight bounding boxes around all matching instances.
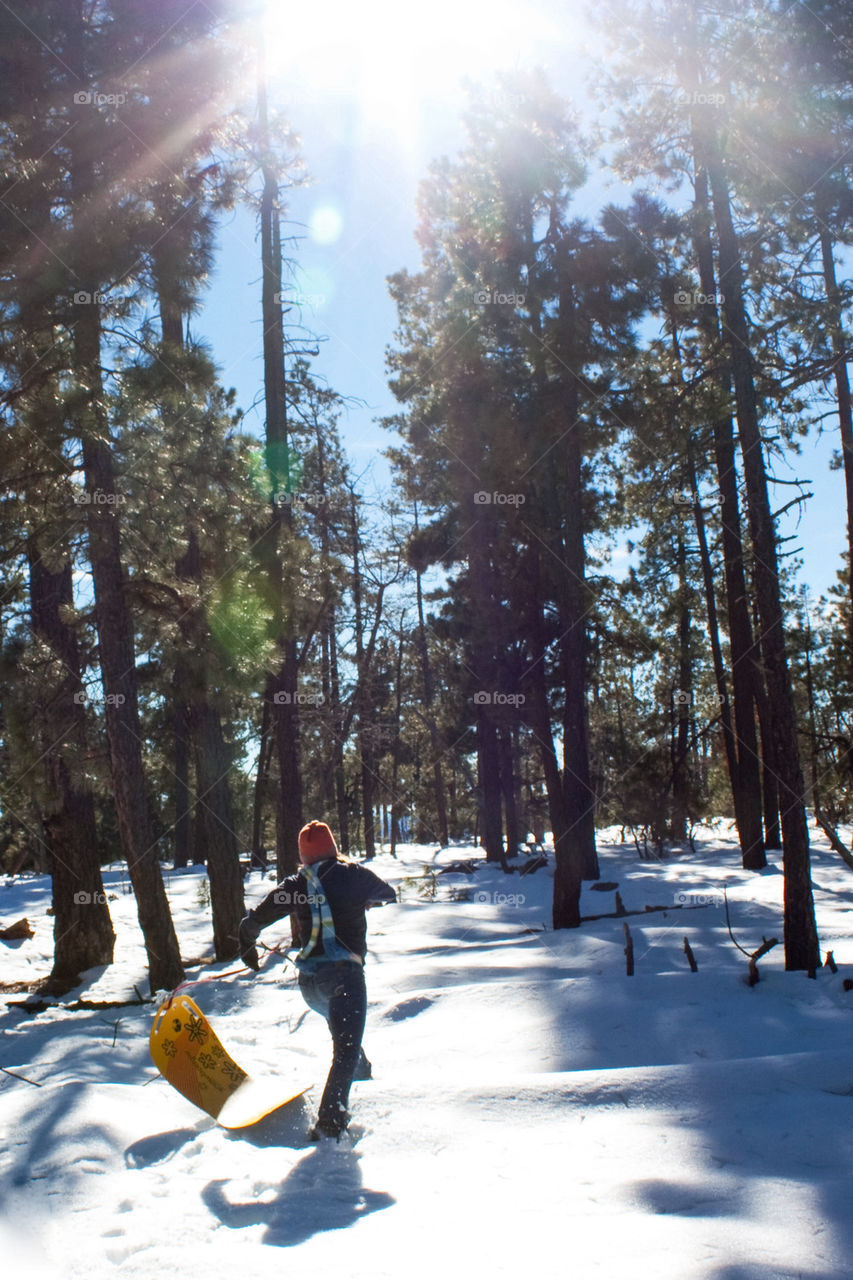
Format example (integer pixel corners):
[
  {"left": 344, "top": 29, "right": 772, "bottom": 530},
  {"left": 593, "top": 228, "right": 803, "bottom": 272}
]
[{"left": 2, "top": 824, "right": 853, "bottom": 1279}]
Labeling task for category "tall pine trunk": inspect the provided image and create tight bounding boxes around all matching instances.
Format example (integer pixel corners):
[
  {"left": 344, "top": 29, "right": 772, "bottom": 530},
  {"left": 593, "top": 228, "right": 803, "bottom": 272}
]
[
  {"left": 176, "top": 531, "right": 245, "bottom": 958},
  {"left": 68, "top": 38, "right": 183, "bottom": 991},
  {"left": 689, "top": 162, "right": 766, "bottom": 870},
  {"left": 28, "top": 538, "right": 116, "bottom": 987},
  {"left": 499, "top": 725, "right": 520, "bottom": 856},
  {"left": 705, "top": 138, "right": 818, "bottom": 970},
  {"left": 671, "top": 533, "right": 691, "bottom": 841},
  {"left": 153, "top": 227, "right": 245, "bottom": 948},
  {"left": 190, "top": 702, "right": 244, "bottom": 957},
  {"left": 526, "top": 547, "right": 580, "bottom": 925},
  {"left": 172, "top": 664, "right": 192, "bottom": 868},
  {"left": 467, "top": 499, "right": 506, "bottom": 865},
  {"left": 415, "top": 556, "right": 449, "bottom": 847},
  {"left": 551, "top": 262, "right": 599, "bottom": 894},
  {"left": 818, "top": 226, "right": 853, "bottom": 672},
  {"left": 258, "top": 46, "right": 302, "bottom": 876}
]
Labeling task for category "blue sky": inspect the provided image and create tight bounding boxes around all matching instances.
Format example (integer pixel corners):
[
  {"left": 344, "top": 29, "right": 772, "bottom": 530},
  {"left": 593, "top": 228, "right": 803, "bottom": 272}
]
[{"left": 199, "top": 0, "right": 846, "bottom": 604}]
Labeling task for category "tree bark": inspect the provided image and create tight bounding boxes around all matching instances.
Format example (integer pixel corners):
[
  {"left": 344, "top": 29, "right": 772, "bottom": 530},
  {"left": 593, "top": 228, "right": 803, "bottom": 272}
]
[
  {"left": 705, "top": 138, "right": 819, "bottom": 970},
  {"left": 28, "top": 538, "right": 116, "bottom": 985},
  {"left": 68, "top": 36, "right": 183, "bottom": 991},
  {"left": 689, "top": 162, "right": 766, "bottom": 870},
  {"left": 671, "top": 532, "right": 691, "bottom": 841},
  {"left": 553, "top": 258, "right": 599, "bottom": 884},
  {"left": 258, "top": 46, "right": 302, "bottom": 877},
  {"left": 251, "top": 698, "right": 273, "bottom": 869},
  {"left": 415, "top": 558, "right": 449, "bottom": 846},
  {"left": 818, "top": 226, "right": 853, "bottom": 673},
  {"left": 172, "top": 663, "right": 192, "bottom": 869},
  {"left": 525, "top": 548, "right": 580, "bottom": 925},
  {"left": 190, "top": 701, "right": 244, "bottom": 958},
  {"left": 499, "top": 724, "right": 520, "bottom": 856}
]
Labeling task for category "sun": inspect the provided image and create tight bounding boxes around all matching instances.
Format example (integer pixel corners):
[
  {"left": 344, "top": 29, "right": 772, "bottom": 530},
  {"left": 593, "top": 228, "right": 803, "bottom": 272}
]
[{"left": 258, "top": 0, "right": 558, "bottom": 147}]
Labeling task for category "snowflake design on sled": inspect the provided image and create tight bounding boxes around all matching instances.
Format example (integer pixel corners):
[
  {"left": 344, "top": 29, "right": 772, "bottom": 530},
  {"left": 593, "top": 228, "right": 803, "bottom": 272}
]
[
  {"left": 161, "top": 1038, "right": 177, "bottom": 1058},
  {"left": 185, "top": 1014, "right": 209, "bottom": 1045},
  {"left": 221, "top": 1061, "right": 247, "bottom": 1085},
  {"left": 197, "top": 1052, "right": 216, "bottom": 1070}
]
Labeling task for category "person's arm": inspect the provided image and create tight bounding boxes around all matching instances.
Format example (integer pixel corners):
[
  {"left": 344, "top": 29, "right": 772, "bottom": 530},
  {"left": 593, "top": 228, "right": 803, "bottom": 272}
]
[
  {"left": 239, "top": 874, "right": 301, "bottom": 970},
  {"left": 358, "top": 866, "right": 397, "bottom": 908}
]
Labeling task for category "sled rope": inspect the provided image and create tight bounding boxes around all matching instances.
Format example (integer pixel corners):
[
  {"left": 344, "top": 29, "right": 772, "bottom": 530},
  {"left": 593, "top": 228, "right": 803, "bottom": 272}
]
[{"left": 164, "top": 939, "right": 295, "bottom": 1006}]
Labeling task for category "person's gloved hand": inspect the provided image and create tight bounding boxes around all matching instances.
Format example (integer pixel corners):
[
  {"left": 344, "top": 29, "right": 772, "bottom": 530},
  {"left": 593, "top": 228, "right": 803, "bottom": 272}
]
[{"left": 238, "top": 918, "right": 261, "bottom": 972}]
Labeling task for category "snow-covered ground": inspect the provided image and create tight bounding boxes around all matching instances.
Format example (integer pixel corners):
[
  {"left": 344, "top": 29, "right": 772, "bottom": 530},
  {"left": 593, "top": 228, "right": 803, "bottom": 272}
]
[{"left": 2, "top": 823, "right": 853, "bottom": 1279}]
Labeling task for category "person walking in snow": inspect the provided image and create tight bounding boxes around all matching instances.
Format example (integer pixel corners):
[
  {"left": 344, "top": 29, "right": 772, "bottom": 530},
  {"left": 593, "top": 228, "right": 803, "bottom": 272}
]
[{"left": 238, "top": 820, "right": 396, "bottom": 1140}]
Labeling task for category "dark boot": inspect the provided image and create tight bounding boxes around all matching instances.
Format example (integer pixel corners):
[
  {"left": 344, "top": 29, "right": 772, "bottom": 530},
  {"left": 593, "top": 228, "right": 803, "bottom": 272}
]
[{"left": 353, "top": 1048, "right": 372, "bottom": 1081}]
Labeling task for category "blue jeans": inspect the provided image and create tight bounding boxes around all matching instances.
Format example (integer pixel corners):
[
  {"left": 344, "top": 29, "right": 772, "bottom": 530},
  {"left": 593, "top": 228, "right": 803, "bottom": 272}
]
[{"left": 298, "top": 961, "right": 367, "bottom": 1132}]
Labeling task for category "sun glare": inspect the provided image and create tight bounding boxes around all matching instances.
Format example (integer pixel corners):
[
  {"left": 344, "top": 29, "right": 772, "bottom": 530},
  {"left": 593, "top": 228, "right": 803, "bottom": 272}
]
[{"left": 260, "top": 0, "right": 558, "bottom": 148}]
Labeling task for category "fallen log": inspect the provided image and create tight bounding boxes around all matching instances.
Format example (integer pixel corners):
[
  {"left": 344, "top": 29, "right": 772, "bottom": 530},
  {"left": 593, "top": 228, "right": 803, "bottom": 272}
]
[
  {"left": 0, "top": 918, "right": 34, "bottom": 941},
  {"left": 7, "top": 994, "right": 154, "bottom": 1015}
]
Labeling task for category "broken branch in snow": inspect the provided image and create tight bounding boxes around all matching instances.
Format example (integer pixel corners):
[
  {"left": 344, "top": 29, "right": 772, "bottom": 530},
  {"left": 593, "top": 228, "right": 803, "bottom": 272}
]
[
  {"left": 683, "top": 937, "right": 698, "bottom": 971},
  {"left": 748, "top": 937, "right": 779, "bottom": 987},
  {"left": 623, "top": 922, "right": 634, "bottom": 976},
  {"left": 814, "top": 810, "right": 853, "bottom": 873},
  {"left": 0, "top": 1065, "right": 42, "bottom": 1086}
]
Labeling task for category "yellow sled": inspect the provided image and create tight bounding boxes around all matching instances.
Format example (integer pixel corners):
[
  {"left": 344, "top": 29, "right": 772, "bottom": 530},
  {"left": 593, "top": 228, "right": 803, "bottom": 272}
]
[{"left": 150, "top": 992, "right": 310, "bottom": 1129}]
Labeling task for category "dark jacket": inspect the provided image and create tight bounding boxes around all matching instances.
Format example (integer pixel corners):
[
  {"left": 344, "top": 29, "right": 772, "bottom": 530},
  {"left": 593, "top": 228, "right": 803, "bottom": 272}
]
[{"left": 242, "top": 858, "right": 396, "bottom": 961}]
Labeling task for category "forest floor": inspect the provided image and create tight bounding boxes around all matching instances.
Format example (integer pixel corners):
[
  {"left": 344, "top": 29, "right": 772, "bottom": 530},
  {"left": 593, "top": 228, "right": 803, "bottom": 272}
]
[{"left": 2, "top": 822, "right": 853, "bottom": 1279}]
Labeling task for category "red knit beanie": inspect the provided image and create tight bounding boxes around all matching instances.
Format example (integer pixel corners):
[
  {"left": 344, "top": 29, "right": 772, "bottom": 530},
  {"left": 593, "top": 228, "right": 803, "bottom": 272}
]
[{"left": 298, "top": 820, "right": 338, "bottom": 865}]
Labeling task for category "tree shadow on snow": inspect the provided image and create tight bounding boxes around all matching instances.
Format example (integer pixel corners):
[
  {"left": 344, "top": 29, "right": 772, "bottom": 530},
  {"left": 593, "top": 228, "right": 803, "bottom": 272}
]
[
  {"left": 201, "top": 1144, "right": 395, "bottom": 1247},
  {"left": 631, "top": 1176, "right": 738, "bottom": 1218}
]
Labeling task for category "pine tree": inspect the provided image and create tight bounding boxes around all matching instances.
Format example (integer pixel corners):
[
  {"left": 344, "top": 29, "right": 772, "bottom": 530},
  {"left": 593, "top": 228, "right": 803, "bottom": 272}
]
[{"left": 598, "top": 0, "right": 820, "bottom": 967}]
